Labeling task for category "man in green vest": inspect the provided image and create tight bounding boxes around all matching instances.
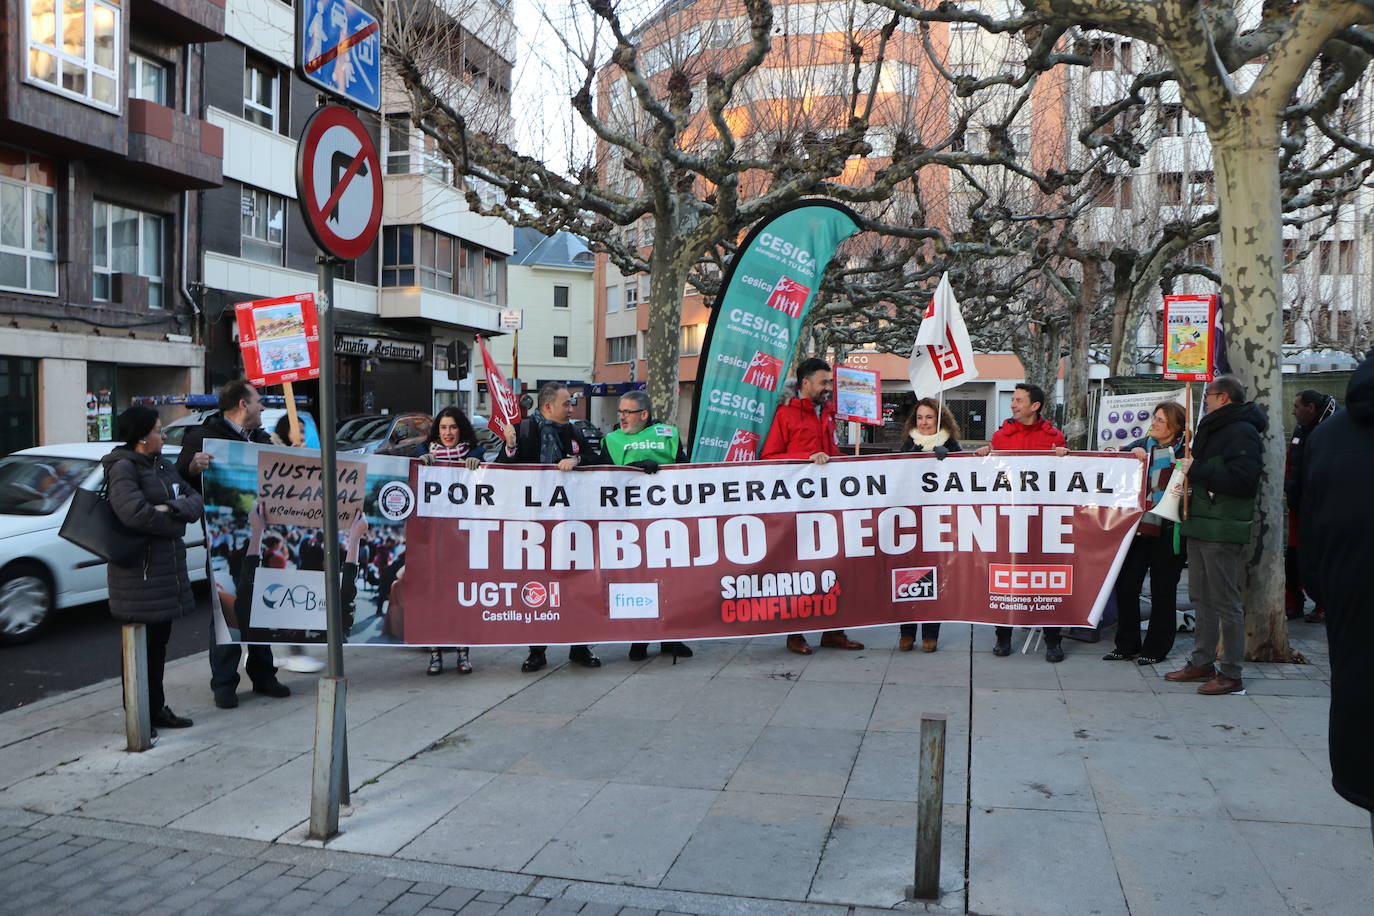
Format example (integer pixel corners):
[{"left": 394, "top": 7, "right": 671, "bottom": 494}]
[{"left": 603, "top": 390, "right": 693, "bottom": 662}]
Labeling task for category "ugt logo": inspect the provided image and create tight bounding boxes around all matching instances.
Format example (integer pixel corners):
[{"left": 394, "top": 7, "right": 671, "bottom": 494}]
[
  {"left": 742, "top": 351, "right": 782, "bottom": 391},
  {"left": 724, "top": 428, "right": 760, "bottom": 462},
  {"left": 766, "top": 276, "right": 810, "bottom": 319},
  {"left": 892, "top": 567, "right": 938, "bottom": 602}
]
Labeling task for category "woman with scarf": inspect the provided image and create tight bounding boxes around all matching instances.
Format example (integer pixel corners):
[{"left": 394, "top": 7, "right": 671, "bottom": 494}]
[
  {"left": 418, "top": 406, "right": 483, "bottom": 675},
  {"left": 896, "top": 399, "right": 962, "bottom": 652},
  {"left": 1103, "top": 400, "right": 1188, "bottom": 666}
]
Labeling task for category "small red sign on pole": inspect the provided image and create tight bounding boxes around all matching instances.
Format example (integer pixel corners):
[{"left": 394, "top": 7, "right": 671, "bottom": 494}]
[
  {"left": 235, "top": 293, "right": 322, "bottom": 388},
  {"left": 1162, "top": 294, "right": 1218, "bottom": 382}
]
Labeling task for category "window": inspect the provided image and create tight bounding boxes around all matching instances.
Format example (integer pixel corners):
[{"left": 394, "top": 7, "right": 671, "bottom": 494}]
[
  {"left": 385, "top": 115, "right": 411, "bottom": 175},
  {"left": 482, "top": 252, "right": 505, "bottom": 304},
  {"left": 243, "top": 55, "right": 279, "bottom": 131},
  {"left": 382, "top": 225, "right": 414, "bottom": 286},
  {"left": 384, "top": 225, "right": 461, "bottom": 292},
  {"left": 1087, "top": 105, "right": 1116, "bottom": 137},
  {"left": 552, "top": 335, "right": 568, "bottom": 358},
  {"left": 1090, "top": 38, "right": 1129, "bottom": 71},
  {"left": 1185, "top": 241, "right": 1214, "bottom": 267},
  {"left": 553, "top": 285, "right": 569, "bottom": 309},
  {"left": 27, "top": 0, "right": 121, "bottom": 109},
  {"left": 384, "top": 114, "right": 452, "bottom": 182},
  {"left": 240, "top": 185, "right": 284, "bottom": 266},
  {"left": 624, "top": 281, "right": 639, "bottom": 310},
  {"left": 605, "top": 283, "right": 620, "bottom": 313},
  {"left": 459, "top": 244, "right": 478, "bottom": 298},
  {"left": 1160, "top": 103, "right": 1184, "bottom": 137},
  {"left": 127, "top": 52, "right": 167, "bottom": 105},
  {"left": 1319, "top": 239, "right": 1355, "bottom": 274},
  {"left": 679, "top": 323, "right": 705, "bottom": 356},
  {"left": 420, "top": 228, "right": 454, "bottom": 292},
  {"left": 1159, "top": 172, "right": 1182, "bottom": 204},
  {"left": 607, "top": 335, "right": 635, "bottom": 363},
  {"left": 93, "top": 202, "right": 165, "bottom": 308},
  {"left": 1282, "top": 238, "right": 1301, "bottom": 268},
  {"left": 1189, "top": 171, "right": 1213, "bottom": 205},
  {"left": 0, "top": 147, "right": 57, "bottom": 295}
]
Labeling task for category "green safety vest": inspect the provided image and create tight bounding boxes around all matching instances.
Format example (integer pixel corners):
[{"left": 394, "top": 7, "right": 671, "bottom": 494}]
[{"left": 604, "top": 423, "right": 681, "bottom": 466}]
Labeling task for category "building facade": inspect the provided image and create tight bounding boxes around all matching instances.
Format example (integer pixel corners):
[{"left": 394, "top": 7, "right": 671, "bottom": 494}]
[{"left": 0, "top": 0, "right": 224, "bottom": 450}]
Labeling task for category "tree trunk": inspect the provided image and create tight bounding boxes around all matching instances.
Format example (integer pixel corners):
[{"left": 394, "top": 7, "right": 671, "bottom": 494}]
[
  {"left": 646, "top": 240, "right": 693, "bottom": 425},
  {"left": 1062, "top": 265, "right": 1098, "bottom": 449},
  {"left": 1212, "top": 124, "right": 1290, "bottom": 662},
  {"left": 1010, "top": 322, "right": 1060, "bottom": 402}
]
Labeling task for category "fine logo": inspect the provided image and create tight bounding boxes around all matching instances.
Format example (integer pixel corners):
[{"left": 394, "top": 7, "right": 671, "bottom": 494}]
[
  {"left": 765, "top": 276, "right": 810, "bottom": 319},
  {"left": 377, "top": 480, "right": 414, "bottom": 521},
  {"left": 892, "top": 567, "right": 938, "bottom": 602},
  {"left": 609, "top": 582, "right": 660, "bottom": 619}
]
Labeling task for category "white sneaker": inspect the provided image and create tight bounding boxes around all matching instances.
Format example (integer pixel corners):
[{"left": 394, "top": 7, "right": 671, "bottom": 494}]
[{"left": 285, "top": 654, "right": 325, "bottom": 673}]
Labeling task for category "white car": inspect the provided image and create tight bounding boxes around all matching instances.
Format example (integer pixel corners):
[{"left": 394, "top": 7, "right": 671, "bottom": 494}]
[{"left": 0, "top": 442, "right": 208, "bottom": 644}]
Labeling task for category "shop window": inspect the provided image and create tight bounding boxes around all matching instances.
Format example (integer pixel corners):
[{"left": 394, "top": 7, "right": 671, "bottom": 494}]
[
  {"left": 128, "top": 52, "right": 168, "bottom": 105},
  {"left": 93, "top": 201, "right": 164, "bottom": 308},
  {"left": 0, "top": 146, "right": 57, "bottom": 295},
  {"left": 26, "top": 0, "right": 121, "bottom": 109},
  {"left": 553, "top": 335, "right": 568, "bottom": 358},
  {"left": 0, "top": 358, "right": 38, "bottom": 454},
  {"left": 240, "top": 185, "right": 285, "bottom": 265},
  {"left": 85, "top": 362, "right": 116, "bottom": 442}
]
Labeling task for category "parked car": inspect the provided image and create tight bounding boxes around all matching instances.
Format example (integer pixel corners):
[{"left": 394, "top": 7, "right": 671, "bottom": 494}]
[
  {"left": 0, "top": 443, "right": 208, "bottom": 645},
  {"left": 163, "top": 408, "right": 320, "bottom": 447},
  {"left": 337, "top": 413, "right": 432, "bottom": 455}
]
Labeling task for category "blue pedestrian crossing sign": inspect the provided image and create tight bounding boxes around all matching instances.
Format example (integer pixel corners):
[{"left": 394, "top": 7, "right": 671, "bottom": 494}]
[{"left": 297, "top": 0, "right": 381, "bottom": 112}]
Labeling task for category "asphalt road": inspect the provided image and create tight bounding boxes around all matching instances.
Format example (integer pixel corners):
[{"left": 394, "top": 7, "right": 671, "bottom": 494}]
[{"left": 1, "top": 585, "right": 212, "bottom": 713}]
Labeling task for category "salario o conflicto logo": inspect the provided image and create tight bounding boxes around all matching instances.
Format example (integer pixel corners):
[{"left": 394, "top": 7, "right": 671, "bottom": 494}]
[{"left": 377, "top": 480, "right": 415, "bottom": 521}]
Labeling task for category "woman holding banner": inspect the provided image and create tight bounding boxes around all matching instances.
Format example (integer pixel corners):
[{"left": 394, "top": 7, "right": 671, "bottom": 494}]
[
  {"left": 1103, "top": 401, "right": 1188, "bottom": 666},
  {"left": 418, "top": 406, "right": 482, "bottom": 676},
  {"left": 897, "top": 399, "right": 962, "bottom": 652}
]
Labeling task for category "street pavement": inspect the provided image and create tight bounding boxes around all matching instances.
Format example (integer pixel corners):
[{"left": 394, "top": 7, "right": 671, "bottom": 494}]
[{"left": 0, "top": 611, "right": 1369, "bottom": 915}]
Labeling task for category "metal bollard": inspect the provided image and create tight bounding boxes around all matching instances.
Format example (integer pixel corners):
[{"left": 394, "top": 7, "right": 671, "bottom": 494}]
[
  {"left": 308, "top": 675, "right": 348, "bottom": 840},
  {"left": 907, "top": 712, "right": 947, "bottom": 901},
  {"left": 121, "top": 624, "right": 153, "bottom": 752}
]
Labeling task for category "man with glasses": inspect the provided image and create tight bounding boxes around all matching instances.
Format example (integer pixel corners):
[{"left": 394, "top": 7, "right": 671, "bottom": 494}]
[
  {"left": 601, "top": 390, "right": 693, "bottom": 661},
  {"left": 1164, "top": 374, "right": 1266, "bottom": 696}
]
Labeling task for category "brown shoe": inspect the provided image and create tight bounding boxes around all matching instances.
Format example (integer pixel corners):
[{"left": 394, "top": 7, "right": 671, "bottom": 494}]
[
  {"left": 786, "top": 634, "right": 813, "bottom": 655},
  {"left": 1198, "top": 676, "right": 1245, "bottom": 696},
  {"left": 1164, "top": 664, "right": 1215, "bottom": 683},
  {"left": 922, "top": 639, "right": 938, "bottom": 653},
  {"left": 820, "top": 631, "right": 864, "bottom": 650},
  {"left": 898, "top": 636, "right": 916, "bottom": 652}
]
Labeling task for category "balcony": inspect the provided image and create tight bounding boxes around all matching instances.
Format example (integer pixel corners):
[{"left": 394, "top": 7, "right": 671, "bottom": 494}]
[
  {"left": 129, "top": 0, "right": 226, "bottom": 43},
  {"left": 379, "top": 286, "right": 505, "bottom": 332},
  {"left": 123, "top": 99, "right": 223, "bottom": 189}
]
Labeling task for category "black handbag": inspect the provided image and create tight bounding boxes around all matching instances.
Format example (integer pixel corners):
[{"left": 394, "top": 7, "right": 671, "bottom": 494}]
[{"left": 59, "top": 483, "right": 148, "bottom": 567}]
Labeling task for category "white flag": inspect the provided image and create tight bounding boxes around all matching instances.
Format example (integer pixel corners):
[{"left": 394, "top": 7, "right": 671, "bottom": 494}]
[{"left": 908, "top": 273, "right": 979, "bottom": 396}]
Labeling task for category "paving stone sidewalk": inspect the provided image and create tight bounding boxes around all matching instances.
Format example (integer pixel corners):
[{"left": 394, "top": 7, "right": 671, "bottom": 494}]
[{"left": 2, "top": 605, "right": 1370, "bottom": 915}]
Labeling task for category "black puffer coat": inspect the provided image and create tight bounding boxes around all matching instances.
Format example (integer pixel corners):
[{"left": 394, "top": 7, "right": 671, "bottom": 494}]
[
  {"left": 102, "top": 448, "right": 204, "bottom": 624},
  {"left": 1301, "top": 348, "right": 1374, "bottom": 812}
]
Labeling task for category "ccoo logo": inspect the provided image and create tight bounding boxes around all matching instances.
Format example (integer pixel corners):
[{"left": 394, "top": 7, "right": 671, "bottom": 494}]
[{"left": 988, "top": 564, "right": 1074, "bottom": 596}]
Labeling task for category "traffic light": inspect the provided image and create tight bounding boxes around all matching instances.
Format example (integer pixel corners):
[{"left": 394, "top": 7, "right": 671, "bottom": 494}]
[{"left": 446, "top": 339, "right": 470, "bottom": 380}]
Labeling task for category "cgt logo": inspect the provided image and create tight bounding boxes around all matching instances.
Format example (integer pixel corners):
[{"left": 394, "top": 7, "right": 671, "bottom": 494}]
[
  {"left": 989, "top": 564, "right": 1074, "bottom": 596},
  {"left": 892, "top": 567, "right": 938, "bottom": 602}
]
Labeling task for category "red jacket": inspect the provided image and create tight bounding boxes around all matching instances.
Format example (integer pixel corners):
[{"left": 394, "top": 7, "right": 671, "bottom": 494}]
[
  {"left": 990, "top": 416, "right": 1067, "bottom": 451},
  {"left": 762, "top": 398, "right": 841, "bottom": 459}
]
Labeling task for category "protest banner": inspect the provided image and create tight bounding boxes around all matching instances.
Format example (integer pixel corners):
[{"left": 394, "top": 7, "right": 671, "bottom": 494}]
[
  {"left": 689, "top": 200, "right": 861, "bottom": 462},
  {"left": 1095, "top": 389, "right": 1186, "bottom": 450},
  {"left": 203, "top": 441, "right": 1146, "bottom": 647}
]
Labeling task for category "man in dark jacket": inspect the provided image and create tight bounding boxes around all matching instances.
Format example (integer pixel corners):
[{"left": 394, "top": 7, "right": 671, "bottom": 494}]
[
  {"left": 497, "top": 382, "right": 607, "bottom": 672},
  {"left": 1284, "top": 389, "right": 1337, "bottom": 621},
  {"left": 761, "top": 358, "right": 863, "bottom": 655},
  {"left": 1300, "top": 348, "right": 1374, "bottom": 829},
  {"left": 176, "top": 379, "right": 291, "bottom": 709},
  {"left": 1165, "top": 374, "right": 1266, "bottom": 696}
]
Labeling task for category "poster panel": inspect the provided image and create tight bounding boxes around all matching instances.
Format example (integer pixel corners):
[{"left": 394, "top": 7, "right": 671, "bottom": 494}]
[
  {"left": 834, "top": 366, "right": 881, "bottom": 425},
  {"left": 1095, "top": 389, "right": 1187, "bottom": 450},
  {"left": 234, "top": 293, "right": 322, "bottom": 388},
  {"left": 1162, "top": 294, "right": 1217, "bottom": 382}
]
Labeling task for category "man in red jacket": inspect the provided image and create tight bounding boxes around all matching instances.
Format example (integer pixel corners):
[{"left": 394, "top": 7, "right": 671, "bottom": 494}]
[
  {"left": 976, "top": 382, "right": 1071, "bottom": 661},
  {"left": 761, "top": 358, "right": 864, "bottom": 654}
]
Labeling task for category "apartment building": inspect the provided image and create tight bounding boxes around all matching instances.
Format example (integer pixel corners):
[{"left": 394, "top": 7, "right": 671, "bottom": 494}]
[
  {"left": 197, "top": 0, "right": 516, "bottom": 417},
  {"left": 0, "top": 0, "right": 224, "bottom": 450}
]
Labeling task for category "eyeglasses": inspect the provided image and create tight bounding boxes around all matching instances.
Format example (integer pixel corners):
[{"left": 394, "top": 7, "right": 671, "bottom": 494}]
[
  {"left": 617, "top": 408, "right": 647, "bottom": 415},
  {"left": 1203, "top": 390, "right": 1221, "bottom": 399}
]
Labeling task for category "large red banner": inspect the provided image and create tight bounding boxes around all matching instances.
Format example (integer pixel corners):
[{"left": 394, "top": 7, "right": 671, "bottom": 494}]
[{"left": 384, "top": 452, "right": 1145, "bottom": 647}]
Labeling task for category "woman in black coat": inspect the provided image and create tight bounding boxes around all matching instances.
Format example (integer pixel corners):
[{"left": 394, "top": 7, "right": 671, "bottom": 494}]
[
  {"left": 103, "top": 406, "right": 204, "bottom": 732},
  {"left": 897, "top": 398, "right": 962, "bottom": 652}
]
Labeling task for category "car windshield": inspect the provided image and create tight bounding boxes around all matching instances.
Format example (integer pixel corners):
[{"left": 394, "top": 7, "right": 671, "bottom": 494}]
[
  {"left": 337, "top": 417, "right": 389, "bottom": 445},
  {"left": 0, "top": 455, "right": 100, "bottom": 515},
  {"left": 163, "top": 424, "right": 192, "bottom": 446}
]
